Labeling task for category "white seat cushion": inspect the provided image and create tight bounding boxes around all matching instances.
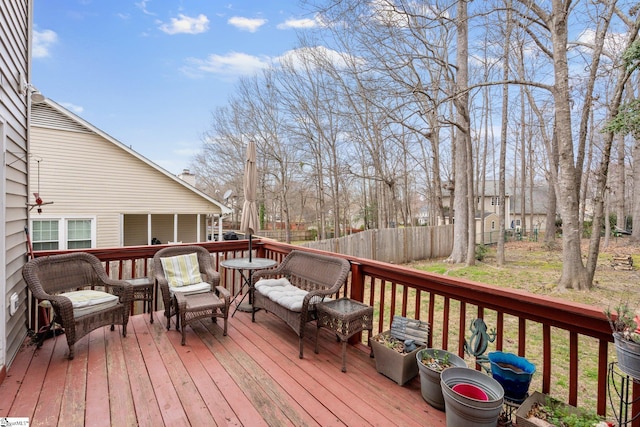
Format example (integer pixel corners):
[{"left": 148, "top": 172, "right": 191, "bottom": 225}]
[
  {"left": 58, "top": 289, "right": 119, "bottom": 317},
  {"left": 255, "top": 278, "right": 329, "bottom": 312},
  {"left": 169, "top": 281, "right": 211, "bottom": 297}
]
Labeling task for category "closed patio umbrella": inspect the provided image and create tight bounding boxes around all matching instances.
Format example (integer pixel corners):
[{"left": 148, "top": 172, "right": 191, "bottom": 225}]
[{"left": 240, "top": 141, "right": 258, "bottom": 261}]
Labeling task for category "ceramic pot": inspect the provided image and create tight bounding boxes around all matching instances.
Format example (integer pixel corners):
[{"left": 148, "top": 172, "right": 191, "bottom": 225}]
[{"left": 487, "top": 351, "right": 536, "bottom": 403}]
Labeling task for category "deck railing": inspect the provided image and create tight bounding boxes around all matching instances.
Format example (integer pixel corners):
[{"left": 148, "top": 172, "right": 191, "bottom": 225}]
[{"left": 32, "top": 239, "right": 639, "bottom": 423}]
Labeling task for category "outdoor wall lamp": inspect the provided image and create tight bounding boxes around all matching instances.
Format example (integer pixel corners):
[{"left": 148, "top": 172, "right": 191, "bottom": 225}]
[{"left": 19, "top": 73, "right": 45, "bottom": 103}]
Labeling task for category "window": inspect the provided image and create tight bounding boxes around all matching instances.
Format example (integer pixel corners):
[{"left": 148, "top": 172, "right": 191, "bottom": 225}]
[
  {"left": 491, "top": 220, "right": 496, "bottom": 230},
  {"left": 32, "top": 220, "right": 59, "bottom": 251},
  {"left": 31, "top": 217, "right": 95, "bottom": 250},
  {"left": 491, "top": 197, "right": 501, "bottom": 206},
  {"left": 67, "top": 219, "right": 92, "bottom": 249}
]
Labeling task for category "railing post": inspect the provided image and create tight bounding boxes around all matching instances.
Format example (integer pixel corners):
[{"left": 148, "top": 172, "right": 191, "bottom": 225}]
[{"left": 348, "top": 261, "right": 366, "bottom": 346}]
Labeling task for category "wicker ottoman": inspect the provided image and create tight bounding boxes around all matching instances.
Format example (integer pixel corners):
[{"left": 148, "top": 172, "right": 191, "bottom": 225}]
[
  {"left": 174, "top": 291, "right": 229, "bottom": 345},
  {"left": 316, "top": 297, "right": 373, "bottom": 372}
]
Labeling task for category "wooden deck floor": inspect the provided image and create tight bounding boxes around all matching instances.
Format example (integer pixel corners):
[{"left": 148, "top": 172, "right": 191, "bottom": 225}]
[{"left": 0, "top": 310, "right": 447, "bottom": 426}]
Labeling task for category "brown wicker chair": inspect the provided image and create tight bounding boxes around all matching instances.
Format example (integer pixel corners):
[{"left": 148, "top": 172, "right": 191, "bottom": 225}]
[
  {"left": 153, "top": 245, "right": 226, "bottom": 331},
  {"left": 22, "top": 252, "right": 133, "bottom": 360},
  {"left": 251, "top": 250, "right": 351, "bottom": 358}
]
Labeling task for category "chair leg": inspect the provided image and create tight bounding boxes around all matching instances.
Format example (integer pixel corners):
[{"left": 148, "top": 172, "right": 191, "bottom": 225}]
[
  {"left": 299, "top": 338, "right": 304, "bottom": 359},
  {"left": 68, "top": 344, "right": 75, "bottom": 360},
  {"left": 180, "top": 313, "right": 186, "bottom": 346}
]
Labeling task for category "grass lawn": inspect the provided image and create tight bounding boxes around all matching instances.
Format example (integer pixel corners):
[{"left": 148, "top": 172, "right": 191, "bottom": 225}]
[{"left": 400, "top": 238, "right": 640, "bottom": 414}]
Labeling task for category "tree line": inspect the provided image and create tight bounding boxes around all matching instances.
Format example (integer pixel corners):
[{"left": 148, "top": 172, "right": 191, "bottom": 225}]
[{"left": 191, "top": 0, "right": 640, "bottom": 291}]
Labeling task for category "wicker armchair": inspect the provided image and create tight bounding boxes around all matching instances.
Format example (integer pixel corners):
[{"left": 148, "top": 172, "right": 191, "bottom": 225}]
[
  {"left": 251, "top": 250, "right": 351, "bottom": 358},
  {"left": 153, "top": 245, "right": 224, "bottom": 330},
  {"left": 22, "top": 252, "right": 133, "bottom": 360}
]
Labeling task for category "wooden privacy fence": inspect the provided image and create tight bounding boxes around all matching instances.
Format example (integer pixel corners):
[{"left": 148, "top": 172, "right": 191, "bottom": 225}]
[{"left": 300, "top": 225, "right": 454, "bottom": 264}]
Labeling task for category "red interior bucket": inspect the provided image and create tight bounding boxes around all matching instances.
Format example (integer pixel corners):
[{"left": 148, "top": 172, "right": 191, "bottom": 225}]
[{"left": 452, "top": 383, "right": 489, "bottom": 401}]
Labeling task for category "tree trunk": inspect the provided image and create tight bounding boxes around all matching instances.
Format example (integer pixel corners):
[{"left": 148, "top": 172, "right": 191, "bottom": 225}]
[
  {"left": 448, "top": 0, "right": 470, "bottom": 264},
  {"left": 549, "top": 0, "right": 589, "bottom": 290}
]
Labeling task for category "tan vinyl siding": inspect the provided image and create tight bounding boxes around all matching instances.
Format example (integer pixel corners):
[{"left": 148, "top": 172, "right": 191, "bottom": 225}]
[
  {"left": 29, "top": 105, "right": 225, "bottom": 247},
  {"left": 1, "top": 0, "right": 30, "bottom": 370},
  {"left": 30, "top": 127, "right": 220, "bottom": 214}
]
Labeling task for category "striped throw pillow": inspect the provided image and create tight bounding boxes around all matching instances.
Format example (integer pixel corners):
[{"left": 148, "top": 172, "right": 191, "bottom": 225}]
[{"left": 160, "top": 253, "right": 202, "bottom": 288}]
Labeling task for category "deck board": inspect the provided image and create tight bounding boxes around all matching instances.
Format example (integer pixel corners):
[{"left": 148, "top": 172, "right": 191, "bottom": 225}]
[{"left": 0, "top": 311, "right": 448, "bottom": 426}]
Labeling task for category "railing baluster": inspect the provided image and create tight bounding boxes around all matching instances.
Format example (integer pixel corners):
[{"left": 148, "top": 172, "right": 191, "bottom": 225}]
[
  {"left": 443, "top": 297, "right": 450, "bottom": 350},
  {"left": 568, "top": 332, "right": 579, "bottom": 406},
  {"left": 543, "top": 324, "right": 551, "bottom": 394}
]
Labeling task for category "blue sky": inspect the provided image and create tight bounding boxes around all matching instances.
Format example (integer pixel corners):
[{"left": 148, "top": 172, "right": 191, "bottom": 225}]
[{"left": 32, "top": 1, "right": 318, "bottom": 175}]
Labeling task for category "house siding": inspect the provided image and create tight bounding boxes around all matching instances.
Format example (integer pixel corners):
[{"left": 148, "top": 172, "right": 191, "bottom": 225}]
[
  {"left": 29, "top": 104, "right": 227, "bottom": 248},
  {"left": 0, "top": 0, "right": 30, "bottom": 371}
]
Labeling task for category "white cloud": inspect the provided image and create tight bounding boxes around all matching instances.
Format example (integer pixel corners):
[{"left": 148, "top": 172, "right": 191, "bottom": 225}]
[
  {"left": 277, "top": 46, "right": 356, "bottom": 70},
  {"left": 136, "top": 0, "right": 155, "bottom": 16},
  {"left": 159, "top": 14, "right": 209, "bottom": 35},
  {"left": 33, "top": 29, "right": 58, "bottom": 58},
  {"left": 277, "top": 17, "right": 320, "bottom": 30},
  {"left": 228, "top": 16, "right": 267, "bottom": 33},
  {"left": 183, "top": 52, "right": 270, "bottom": 78},
  {"left": 59, "top": 102, "right": 84, "bottom": 114}
]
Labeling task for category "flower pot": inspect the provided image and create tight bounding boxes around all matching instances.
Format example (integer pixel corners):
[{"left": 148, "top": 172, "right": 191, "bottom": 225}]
[
  {"left": 441, "top": 367, "right": 504, "bottom": 427},
  {"left": 487, "top": 351, "right": 536, "bottom": 403},
  {"left": 416, "top": 348, "right": 467, "bottom": 410},
  {"left": 371, "top": 331, "right": 425, "bottom": 385},
  {"left": 613, "top": 332, "right": 640, "bottom": 380},
  {"left": 515, "top": 391, "right": 594, "bottom": 427}
]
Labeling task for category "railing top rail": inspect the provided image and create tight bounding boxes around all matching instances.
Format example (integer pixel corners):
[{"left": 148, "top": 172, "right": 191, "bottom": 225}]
[{"left": 33, "top": 239, "right": 612, "bottom": 341}]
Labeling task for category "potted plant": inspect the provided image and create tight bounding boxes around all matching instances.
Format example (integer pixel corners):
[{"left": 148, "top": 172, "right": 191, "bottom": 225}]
[
  {"left": 370, "top": 331, "right": 425, "bottom": 385},
  {"left": 415, "top": 348, "right": 467, "bottom": 410},
  {"left": 605, "top": 302, "right": 640, "bottom": 380},
  {"left": 516, "top": 391, "right": 611, "bottom": 427}
]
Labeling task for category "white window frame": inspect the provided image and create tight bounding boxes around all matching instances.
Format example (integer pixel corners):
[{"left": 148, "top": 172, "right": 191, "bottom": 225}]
[{"left": 30, "top": 215, "right": 97, "bottom": 250}]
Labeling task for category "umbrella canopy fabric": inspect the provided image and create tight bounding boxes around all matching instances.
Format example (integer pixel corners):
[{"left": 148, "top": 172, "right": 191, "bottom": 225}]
[{"left": 240, "top": 141, "right": 259, "bottom": 236}]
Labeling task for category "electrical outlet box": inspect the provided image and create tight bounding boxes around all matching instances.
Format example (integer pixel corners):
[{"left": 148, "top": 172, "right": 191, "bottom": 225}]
[{"left": 10, "top": 292, "right": 19, "bottom": 316}]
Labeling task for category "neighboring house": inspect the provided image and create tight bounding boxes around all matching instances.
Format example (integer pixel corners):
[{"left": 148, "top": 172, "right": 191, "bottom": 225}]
[
  {"left": 440, "top": 193, "right": 512, "bottom": 230},
  {"left": 1, "top": 1, "right": 31, "bottom": 378},
  {"left": 29, "top": 98, "right": 231, "bottom": 250},
  {"left": 509, "top": 184, "right": 551, "bottom": 233}
]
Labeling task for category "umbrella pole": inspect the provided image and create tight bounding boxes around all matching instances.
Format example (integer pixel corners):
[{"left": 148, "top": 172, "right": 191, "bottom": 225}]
[{"left": 249, "top": 234, "right": 252, "bottom": 262}]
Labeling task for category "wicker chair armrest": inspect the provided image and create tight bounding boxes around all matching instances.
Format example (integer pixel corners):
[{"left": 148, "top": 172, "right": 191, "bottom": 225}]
[
  {"left": 303, "top": 288, "right": 338, "bottom": 306},
  {"left": 45, "top": 294, "right": 74, "bottom": 318},
  {"left": 215, "top": 285, "right": 230, "bottom": 304},
  {"left": 105, "top": 280, "right": 134, "bottom": 304},
  {"left": 201, "top": 265, "right": 221, "bottom": 286}
]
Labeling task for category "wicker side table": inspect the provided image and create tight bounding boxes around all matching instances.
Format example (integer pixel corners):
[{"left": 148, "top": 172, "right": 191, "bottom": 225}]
[
  {"left": 174, "top": 291, "right": 229, "bottom": 345},
  {"left": 316, "top": 297, "right": 373, "bottom": 372},
  {"left": 127, "top": 277, "right": 155, "bottom": 323}
]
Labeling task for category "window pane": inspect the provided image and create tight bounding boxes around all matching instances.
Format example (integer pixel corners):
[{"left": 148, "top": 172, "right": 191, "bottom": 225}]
[
  {"left": 32, "top": 220, "right": 59, "bottom": 250},
  {"left": 67, "top": 220, "right": 91, "bottom": 249}
]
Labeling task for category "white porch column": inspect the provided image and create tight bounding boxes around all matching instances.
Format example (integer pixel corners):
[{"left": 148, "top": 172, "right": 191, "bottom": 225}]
[
  {"left": 196, "top": 214, "right": 201, "bottom": 242},
  {"left": 148, "top": 214, "right": 152, "bottom": 245},
  {"left": 173, "top": 214, "right": 178, "bottom": 243},
  {"left": 218, "top": 214, "right": 223, "bottom": 241}
]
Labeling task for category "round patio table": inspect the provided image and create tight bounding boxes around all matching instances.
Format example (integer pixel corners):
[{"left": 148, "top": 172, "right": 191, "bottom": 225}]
[{"left": 220, "top": 257, "right": 277, "bottom": 316}]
